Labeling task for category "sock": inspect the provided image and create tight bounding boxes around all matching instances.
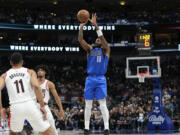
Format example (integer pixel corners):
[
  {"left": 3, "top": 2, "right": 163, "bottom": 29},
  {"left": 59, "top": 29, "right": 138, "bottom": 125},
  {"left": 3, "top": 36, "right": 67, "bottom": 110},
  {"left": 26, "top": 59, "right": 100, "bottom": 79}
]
[
  {"left": 84, "top": 100, "right": 93, "bottom": 130},
  {"left": 98, "top": 98, "right": 109, "bottom": 130}
]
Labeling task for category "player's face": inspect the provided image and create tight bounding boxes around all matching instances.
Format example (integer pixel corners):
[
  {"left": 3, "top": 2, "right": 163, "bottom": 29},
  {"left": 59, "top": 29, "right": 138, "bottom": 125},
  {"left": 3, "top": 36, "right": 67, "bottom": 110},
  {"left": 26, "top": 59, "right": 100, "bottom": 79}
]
[
  {"left": 95, "top": 38, "right": 101, "bottom": 46},
  {"left": 37, "top": 68, "right": 46, "bottom": 78}
]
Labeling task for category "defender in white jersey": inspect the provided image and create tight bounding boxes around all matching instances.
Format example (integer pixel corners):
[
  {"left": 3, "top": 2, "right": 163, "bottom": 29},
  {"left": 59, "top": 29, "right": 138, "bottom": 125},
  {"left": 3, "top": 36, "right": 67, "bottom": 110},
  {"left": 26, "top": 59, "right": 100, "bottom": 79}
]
[
  {"left": 0, "top": 53, "right": 53, "bottom": 135},
  {"left": 36, "top": 65, "right": 65, "bottom": 135}
]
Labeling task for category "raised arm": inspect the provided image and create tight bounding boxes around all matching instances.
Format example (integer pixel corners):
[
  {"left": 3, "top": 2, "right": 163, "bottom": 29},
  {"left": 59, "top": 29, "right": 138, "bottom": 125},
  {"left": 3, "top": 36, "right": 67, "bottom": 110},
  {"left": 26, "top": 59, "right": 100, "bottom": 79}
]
[
  {"left": 90, "top": 13, "right": 110, "bottom": 57},
  {"left": 78, "top": 23, "right": 92, "bottom": 53}
]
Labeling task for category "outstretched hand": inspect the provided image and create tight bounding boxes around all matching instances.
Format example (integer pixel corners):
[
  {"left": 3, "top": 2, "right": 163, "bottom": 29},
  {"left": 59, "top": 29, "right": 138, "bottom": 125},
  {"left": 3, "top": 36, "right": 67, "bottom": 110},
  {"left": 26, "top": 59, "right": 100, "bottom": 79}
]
[
  {"left": 89, "top": 13, "right": 97, "bottom": 26},
  {"left": 80, "top": 13, "right": 97, "bottom": 28}
]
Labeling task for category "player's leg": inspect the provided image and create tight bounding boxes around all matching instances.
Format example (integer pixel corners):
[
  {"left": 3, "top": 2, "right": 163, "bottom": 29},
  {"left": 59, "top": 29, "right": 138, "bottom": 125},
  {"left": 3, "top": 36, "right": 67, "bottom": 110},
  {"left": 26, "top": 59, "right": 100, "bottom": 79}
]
[
  {"left": 23, "top": 127, "right": 31, "bottom": 135},
  {"left": 9, "top": 131, "right": 18, "bottom": 135},
  {"left": 41, "top": 127, "right": 54, "bottom": 135},
  {"left": 45, "top": 105, "right": 58, "bottom": 135},
  {"left": 28, "top": 115, "right": 53, "bottom": 135},
  {"left": 98, "top": 99, "right": 109, "bottom": 130},
  {"left": 84, "top": 100, "right": 93, "bottom": 130},
  {"left": 25, "top": 100, "right": 53, "bottom": 135},
  {"left": 22, "top": 120, "right": 32, "bottom": 135},
  {"left": 32, "top": 104, "right": 58, "bottom": 135},
  {"left": 84, "top": 76, "right": 95, "bottom": 134},
  {"left": 9, "top": 105, "right": 25, "bottom": 135},
  {"left": 96, "top": 76, "right": 109, "bottom": 135}
]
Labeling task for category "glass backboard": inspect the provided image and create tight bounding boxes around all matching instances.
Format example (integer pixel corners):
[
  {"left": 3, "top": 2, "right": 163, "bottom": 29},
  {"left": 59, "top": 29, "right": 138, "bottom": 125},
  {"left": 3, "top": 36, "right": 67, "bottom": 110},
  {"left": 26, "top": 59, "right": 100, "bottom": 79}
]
[{"left": 125, "top": 56, "right": 161, "bottom": 83}]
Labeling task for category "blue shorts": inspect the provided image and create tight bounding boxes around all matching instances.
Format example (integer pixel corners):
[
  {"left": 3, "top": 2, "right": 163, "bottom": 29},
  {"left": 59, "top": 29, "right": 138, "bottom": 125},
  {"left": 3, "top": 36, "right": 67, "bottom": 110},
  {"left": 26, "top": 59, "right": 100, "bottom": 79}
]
[{"left": 84, "top": 75, "right": 107, "bottom": 100}]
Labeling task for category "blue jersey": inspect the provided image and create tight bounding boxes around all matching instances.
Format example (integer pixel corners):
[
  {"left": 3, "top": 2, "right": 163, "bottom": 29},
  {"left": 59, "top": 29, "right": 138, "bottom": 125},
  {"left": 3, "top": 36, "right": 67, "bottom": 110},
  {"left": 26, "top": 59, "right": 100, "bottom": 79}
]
[{"left": 87, "top": 47, "right": 109, "bottom": 75}]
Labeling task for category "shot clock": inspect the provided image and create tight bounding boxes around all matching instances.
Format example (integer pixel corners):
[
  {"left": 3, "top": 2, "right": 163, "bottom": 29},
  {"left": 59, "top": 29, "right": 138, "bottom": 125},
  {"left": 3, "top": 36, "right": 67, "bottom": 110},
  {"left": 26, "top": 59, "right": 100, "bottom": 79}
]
[
  {"left": 136, "top": 33, "right": 152, "bottom": 55},
  {"left": 137, "top": 33, "right": 152, "bottom": 48}
]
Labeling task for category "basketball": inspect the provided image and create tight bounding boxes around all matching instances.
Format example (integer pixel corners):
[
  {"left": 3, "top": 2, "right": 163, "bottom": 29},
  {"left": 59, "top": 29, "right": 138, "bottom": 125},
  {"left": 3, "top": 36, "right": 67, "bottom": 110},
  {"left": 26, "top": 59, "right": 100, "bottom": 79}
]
[{"left": 77, "top": 9, "right": 90, "bottom": 23}]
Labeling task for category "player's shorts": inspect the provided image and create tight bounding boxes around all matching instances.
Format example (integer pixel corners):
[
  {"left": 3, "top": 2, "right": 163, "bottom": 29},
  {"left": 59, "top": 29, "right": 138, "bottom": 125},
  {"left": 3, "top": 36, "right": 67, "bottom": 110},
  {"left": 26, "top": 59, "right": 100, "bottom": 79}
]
[
  {"left": 34, "top": 104, "right": 58, "bottom": 135},
  {"left": 84, "top": 75, "right": 107, "bottom": 100},
  {"left": 9, "top": 100, "right": 50, "bottom": 132},
  {"left": 45, "top": 105, "right": 58, "bottom": 135}
]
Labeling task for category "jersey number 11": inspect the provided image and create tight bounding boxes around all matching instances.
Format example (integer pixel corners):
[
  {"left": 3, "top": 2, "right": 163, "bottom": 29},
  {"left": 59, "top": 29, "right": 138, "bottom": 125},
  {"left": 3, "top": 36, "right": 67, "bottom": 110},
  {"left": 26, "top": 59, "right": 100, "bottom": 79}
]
[
  {"left": 14, "top": 79, "right": 25, "bottom": 93},
  {"left": 97, "top": 56, "right": 101, "bottom": 63}
]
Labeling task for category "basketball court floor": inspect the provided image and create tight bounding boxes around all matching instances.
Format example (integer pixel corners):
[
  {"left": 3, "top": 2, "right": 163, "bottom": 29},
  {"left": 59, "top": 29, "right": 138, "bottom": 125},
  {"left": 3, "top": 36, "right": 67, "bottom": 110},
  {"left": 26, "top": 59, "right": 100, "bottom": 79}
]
[
  {"left": 54, "top": 130, "right": 180, "bottom": 135},
  {"left": 0, "top": 130, "right": 180, "bottom": 135}
]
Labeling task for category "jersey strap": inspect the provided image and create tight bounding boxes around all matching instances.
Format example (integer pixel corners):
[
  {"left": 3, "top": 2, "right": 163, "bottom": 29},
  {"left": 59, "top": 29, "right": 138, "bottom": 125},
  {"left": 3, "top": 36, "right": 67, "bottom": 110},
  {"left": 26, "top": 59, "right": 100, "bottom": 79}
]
[{"left": 45, "top": 80, "right": 49, "bottom": 91}]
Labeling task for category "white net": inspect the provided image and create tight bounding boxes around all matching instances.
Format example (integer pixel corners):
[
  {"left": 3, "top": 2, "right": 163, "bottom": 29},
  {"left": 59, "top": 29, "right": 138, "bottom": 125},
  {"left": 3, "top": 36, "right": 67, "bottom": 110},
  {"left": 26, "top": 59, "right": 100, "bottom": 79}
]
[{"left": 138, "top": 74, "right": 145, "bottom": 83}]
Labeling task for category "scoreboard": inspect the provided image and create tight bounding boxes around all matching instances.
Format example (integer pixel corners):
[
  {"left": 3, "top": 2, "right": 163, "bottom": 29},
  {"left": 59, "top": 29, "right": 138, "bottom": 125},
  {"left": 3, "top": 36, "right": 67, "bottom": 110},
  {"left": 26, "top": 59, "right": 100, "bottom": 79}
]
[
  {"left": 137, "top": 33, "right": 152, "bottom": 48},
  {"left": 136, "top": 33, "right": 152, "bottom": 55}
]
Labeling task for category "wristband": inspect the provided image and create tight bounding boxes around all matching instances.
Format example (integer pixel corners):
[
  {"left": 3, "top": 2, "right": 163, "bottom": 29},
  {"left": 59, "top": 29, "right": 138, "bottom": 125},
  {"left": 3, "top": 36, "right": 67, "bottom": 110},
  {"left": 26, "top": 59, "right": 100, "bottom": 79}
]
[{"left": 96, "top": 29, "right": 103, "bottom": 37}]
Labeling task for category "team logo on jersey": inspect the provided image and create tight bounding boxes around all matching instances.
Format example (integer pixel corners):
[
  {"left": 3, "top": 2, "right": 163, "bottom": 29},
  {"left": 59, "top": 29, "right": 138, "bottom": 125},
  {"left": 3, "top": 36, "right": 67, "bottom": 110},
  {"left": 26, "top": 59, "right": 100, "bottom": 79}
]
[{"left": 91, "top": 51, "right": 101, "bottom": 56}]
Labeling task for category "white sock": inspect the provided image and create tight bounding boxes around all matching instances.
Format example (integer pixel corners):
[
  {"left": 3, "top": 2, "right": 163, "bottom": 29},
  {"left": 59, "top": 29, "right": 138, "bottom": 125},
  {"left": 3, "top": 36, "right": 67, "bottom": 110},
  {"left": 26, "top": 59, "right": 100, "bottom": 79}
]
[
  {"left": 98, "top": 98, "right": 109, "bottom": 130},
  {"left": 84, "top": 100, "right": 93, "bottom": 130}
]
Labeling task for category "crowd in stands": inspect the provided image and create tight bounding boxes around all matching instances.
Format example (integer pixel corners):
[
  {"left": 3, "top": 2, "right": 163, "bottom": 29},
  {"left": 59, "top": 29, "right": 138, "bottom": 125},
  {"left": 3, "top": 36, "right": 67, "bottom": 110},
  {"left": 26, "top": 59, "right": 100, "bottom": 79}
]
[
  {"left": 0, "top": 0, "right": 180, "bottom": 133},
  {"left": 0, "top": 54, "right": 180, "bottom": 133},
  {"left": 0, "top": 6, "right": 180, "bottom": 25},
  {"left": 0, "top": 5, "right": 180, "bottom": 49}
]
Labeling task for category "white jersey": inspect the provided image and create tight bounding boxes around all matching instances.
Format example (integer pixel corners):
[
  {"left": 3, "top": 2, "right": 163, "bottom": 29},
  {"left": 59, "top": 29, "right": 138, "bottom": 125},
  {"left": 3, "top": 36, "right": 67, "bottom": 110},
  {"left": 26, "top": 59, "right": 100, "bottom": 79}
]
[
  {"left": 5, "top": 67, "right": 36, "bottom": 104},
  {"left": 38, "top": 80, "right": 58, "bottom": 135},
  {"left": 40, "top": 79, "right": 50, "bottom": 104}
]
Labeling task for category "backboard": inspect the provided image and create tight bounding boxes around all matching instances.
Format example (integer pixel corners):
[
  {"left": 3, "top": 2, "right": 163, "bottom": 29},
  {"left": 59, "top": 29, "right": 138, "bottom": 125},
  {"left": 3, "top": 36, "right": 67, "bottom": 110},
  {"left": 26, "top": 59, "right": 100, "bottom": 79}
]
[{"left": 125, "top": 56, "right": 161, "bottom": 83}]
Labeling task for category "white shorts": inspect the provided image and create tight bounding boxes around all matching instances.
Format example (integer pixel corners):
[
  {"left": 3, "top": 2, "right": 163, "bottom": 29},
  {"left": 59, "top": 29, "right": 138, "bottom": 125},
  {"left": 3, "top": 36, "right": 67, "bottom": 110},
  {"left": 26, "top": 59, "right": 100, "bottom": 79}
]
[
  {"left": 45, "top": 105, "right": 58, "bottom": 135},
  {"left": 34, "top": 104, "right": 58, "bottom": 135},
  {"left": 9, "top": 100, "right": 50, "bottom": 132}
]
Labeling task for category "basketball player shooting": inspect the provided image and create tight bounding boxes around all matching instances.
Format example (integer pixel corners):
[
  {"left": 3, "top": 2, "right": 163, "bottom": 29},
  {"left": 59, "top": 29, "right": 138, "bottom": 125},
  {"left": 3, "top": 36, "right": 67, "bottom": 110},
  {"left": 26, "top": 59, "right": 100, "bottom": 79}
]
[
  {"left": 78, "top": 13, "right": 110, "bottom": 135},
  {"left": 0, "top": 53, "right": 53, "bottom": 135},
  {"left": 36, "top": 65, "right": 65, "bottom": 135}
]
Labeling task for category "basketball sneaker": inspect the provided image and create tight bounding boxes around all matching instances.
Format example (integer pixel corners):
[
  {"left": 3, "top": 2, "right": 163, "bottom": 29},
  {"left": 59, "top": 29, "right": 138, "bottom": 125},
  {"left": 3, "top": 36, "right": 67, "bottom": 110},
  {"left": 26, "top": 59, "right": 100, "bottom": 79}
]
[
  {"left": 104, "top": 129, "right": 109, "bottom": 135},
  {"left": 84, "top": 129, "right": 90, "bottom": 135}
]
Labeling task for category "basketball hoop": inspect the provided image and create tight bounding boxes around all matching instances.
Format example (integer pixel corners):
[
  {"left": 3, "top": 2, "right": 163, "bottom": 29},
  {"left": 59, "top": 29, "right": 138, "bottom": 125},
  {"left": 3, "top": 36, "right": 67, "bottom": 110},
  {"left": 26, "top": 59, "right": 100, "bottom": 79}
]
[
  {"left": 125, "top": 56, "right": 161, "bottom": 83},
  {"left": 137, "top": 73, "right": 145, "bottom": 83}
]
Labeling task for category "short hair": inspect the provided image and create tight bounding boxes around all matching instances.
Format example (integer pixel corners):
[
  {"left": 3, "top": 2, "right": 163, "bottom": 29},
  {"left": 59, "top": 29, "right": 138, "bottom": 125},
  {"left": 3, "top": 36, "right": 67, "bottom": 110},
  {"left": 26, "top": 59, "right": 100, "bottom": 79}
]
[
  {"left": 35, "top": 65, "right": 49, "bottom": 75},
  {"left": 10, "top": 52, "right": 23, "bottom": 65}
]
